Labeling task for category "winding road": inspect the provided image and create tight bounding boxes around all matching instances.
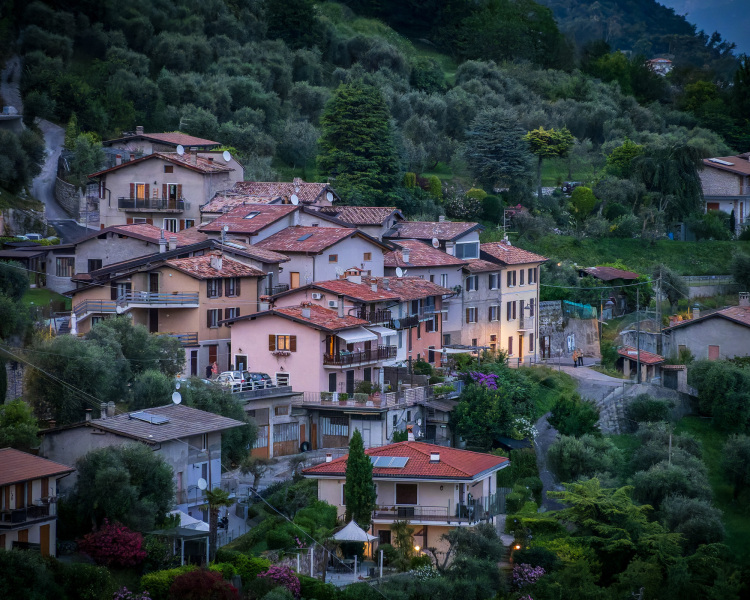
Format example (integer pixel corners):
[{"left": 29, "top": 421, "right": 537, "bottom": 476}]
[{"left": 2, "top": 56, "right": 90, "bottom": 243}]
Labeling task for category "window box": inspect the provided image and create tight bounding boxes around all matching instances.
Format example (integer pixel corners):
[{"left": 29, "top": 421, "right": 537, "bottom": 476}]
[{"left": 272, "top": 350, "right": 291, "bottom": 357}]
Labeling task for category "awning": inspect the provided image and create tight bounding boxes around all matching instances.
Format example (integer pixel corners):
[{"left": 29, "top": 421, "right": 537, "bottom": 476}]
[
  {"left": 333, "top": 520, "right": 377, "bottom": 542},
  {"left": 337, "top": 327, "right": 378, "bottom": 344},
  {"left": 366, "top": 325, "right": 397, "bottom": 338}
]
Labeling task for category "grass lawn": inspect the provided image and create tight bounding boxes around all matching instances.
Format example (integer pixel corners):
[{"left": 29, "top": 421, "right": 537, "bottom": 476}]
[
  {"left": 675, "top": 416, "right": 750, "bottom": 563},
  {"left": 522, "top": 366, "right": 577, "bottom": 419},
  {"left": 22, "top": 287, "right": 72, "bottom": 311},
  {"left": 485, "top": 234, "right": 750, "bottom": 276},
  {"left": 540, "top": 158, "right": 598, "bottom": 187}
]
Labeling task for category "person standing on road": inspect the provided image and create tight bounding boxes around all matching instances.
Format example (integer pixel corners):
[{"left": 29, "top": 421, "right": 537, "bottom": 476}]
[
  {"left": 577, "top": 348, "right": 584, "bottom": 366},
  {"left": 205, "top": 364, "right": 212, "bottom": 379},
  {"left": 211, "top": 361, "right": 219, "bottom": 378},
  {"left": 572, "top": 349, "right": 578, "bottom": 367}
]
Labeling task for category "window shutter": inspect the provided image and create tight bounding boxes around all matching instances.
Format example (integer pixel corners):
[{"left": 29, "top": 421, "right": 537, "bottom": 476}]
[
  {"left": 207, "top": 310, "right": 212, "bottom": 328},
  {"left": 290, "top": 336, "right": 297, "bottom": 352},
  {"left": 130, "top": 183, "right": 135, "bottom": 198},
  {"left": 162, "top": 184, "right": 167, "bottom": 199},
  {"left": 110, "top": 283, "right": 117, "bottom": 301},
  {"left": 520, "top": 270, "right": 524, "bottom": 285},
  {"left": 269, "top": 335, "right": 276, "bottom": 351},
  {"left": 176, "top": 184, "right": 182, "bottom": 199},
  {"left": 513, "top": 301, "right": 517, "bottom": 319},
  {"left": 179, "top": 219, "right": 185, "bottom": 230},
  {"left": 126, "top": 218, "right": 133, "bottom": 225},
  {"left": 235, "top": 278, "right": 240, "bottom": 296},
  {"left": 217, "top": 279, "right": 222, "bottom": 297},
  {"left": 466, "top": 308, "right": 470, "bottom": 323},
  {"left": 488, "top": 307, "right": 492, "bottom": 321},
  {"left": 224, "top": 279, "right": 230, "bottom": 297},
  {"left": 224, "top": 308, "right": 231, "bottom": 320},
  {"left": 236, "top": 307, "right": 240, "bottom": 317},
  {"left": 145, "top": 183, "right": 150, "bottom": 198},
  {"left": 146, "top": 219, "right": 153, "bottom": 225}
]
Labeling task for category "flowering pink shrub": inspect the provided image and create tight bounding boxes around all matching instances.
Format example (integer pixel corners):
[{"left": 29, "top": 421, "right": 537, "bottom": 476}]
[
  {"left": 512, "top": 563, "right": 545, "bottom": 589},
  {"left": 258, "top": 565, "right": 301, "bottom": 598},
  {"left": 78, "top": 520, "right": 147, "bottom": 567}
]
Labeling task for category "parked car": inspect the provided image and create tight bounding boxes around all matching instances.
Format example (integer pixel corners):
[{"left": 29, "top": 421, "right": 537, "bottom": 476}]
[
  {"left": 24, "top": 233, "right": 43, "bottom": 240},
  {"left": 215, "top": 370, "right": 245, "bottom": 392},
  {"left": 561, "top": 181, "right": 582, "bottom": 194},
  {"left": 242, "top": 372, "right": 276, "bottom": 390}
]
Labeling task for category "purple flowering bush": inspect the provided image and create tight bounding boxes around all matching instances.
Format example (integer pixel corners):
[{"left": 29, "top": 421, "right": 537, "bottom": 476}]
[
  {"left": 113, "top": 588, "right": 152, "bottom": 600},
  {"left": 258, "top": 565, "right": 301, "bottom": 598},
  {"left": 512, "top": 563, "right": 545, "bottom": 589},
  {"left": 470, "top": 372, "right": 499, "bottom": 390}
]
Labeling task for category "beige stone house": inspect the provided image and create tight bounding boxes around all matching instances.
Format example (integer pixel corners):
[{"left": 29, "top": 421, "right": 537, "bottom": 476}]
[{"left": 700, "top": 154, "right": 750, "bottom": 234}]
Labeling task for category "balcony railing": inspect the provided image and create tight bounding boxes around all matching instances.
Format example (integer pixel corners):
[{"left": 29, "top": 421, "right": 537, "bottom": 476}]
[
  {"left": 117, "top": 292, "right": 199, "bottom": 307},
  {"left": 293, "top": 379, "right": 463, "bottom": 408},
  {"left": 373, "top": 492, "right": 507, "bottom": 524},
  {"left": 265, "top": 284, "right": 290, "bottom": 296},
  {"left": 118, "top": 197, "right": 188, "bottom": 212},
  {"left": 73, "top": 299, "right": 117, "bottom": 317},
  {"left": 0, "top": 504, "right": 54, "bottom": 528},
  {"left": 166, "top": 332, "right": 199, "bottom": 346},
  {"left": 356, "top": 308, "right": 392, "bottom": 324},
  {"left": 175, "top": 489, "right": 207, "bottom": 505},
  {"left": 387, "top": 315, "right": 419, "bottom": 330},
  {"left": 323, "top": 345, "right": 397, "bottom": 366}
]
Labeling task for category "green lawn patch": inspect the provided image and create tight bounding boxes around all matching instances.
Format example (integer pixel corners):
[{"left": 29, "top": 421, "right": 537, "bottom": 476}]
[
  {"left": 675, "top": 416, "right": 750, "bottom": 563},
  {"left": 522, "top": 366, "right": 577, "bottom": 419},
  {"left": 23, "top": 287, "right": 72, "bottom": 311}
]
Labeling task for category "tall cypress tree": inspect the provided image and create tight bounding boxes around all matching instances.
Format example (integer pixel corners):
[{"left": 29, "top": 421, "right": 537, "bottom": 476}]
[
  {"left": 344, "top": 429, "right": 376, "bottom": 529},
  {"left": 317, "top": 82, "right": 400, "bottom": 205}
]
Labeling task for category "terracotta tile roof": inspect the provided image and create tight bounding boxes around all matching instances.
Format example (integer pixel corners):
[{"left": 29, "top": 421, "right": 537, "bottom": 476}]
[
  {"left": 199, "top": 204, "right": 297, "bottom": 235},
  {"left": 384, "top": 221, "right": 483, "bottom": 242},
  {"left": 87, "top": 404, "right": 245, "bottom": 444},
  {"left": 464, "top": 259, "right": 501, "bottom": 273},
  {"left": 233, "top": 179, "right": 337, "bottom": 204},
  {"left": 702, "top": 156, "right": 750, "bottom": 177},
  {"left": 75, "top": 224, "right": 208, "bottom": 247},
  {"left": 165, "top": 252, "right": 265, "bottom": 279},
  {"left": 228, "top": 304, "right": 369, "bottom": 331},
  {"left": 303, "top": 441, "right": 508, "bottom": 480},
  {"left": 480, "top": 242, "right": 547, "bottom": 266},
  {"left": 254, "top": 226, "right": 368, "bottom": 253},
  {"left": 88, "top": 152, "right": 233, "bottom": 178},
  {"left": 216, "top": 240, "right": 290, "bottom": 264},
  {"left": 384, "top": 239, "right": 467, "bottom": 268},
  {"left": 664, "top": 304, "right": 750, "bottom": 331},
  {"left": 201, "top": 193, "right": 283, "bottom": 213},
  {"left": 0, "top": 448, "right": 74, "bottom": 486},
  {"left": 618, "top": 346, "right": 664, "bottom": 365},
  {"left": 580, "top": 266, "right": 640, "bottom": 281},
  {"left": 316, "top": 206, "right": 403, "bottom": 225},
  {"left": 104, "top": 131, "right": 220, "bottom": 147},
  {"left": 362, "top": 276, "right": 452, "bottom": 301},
  {"left": 310, "top": 279, "right": 401, "bottom": 302}
]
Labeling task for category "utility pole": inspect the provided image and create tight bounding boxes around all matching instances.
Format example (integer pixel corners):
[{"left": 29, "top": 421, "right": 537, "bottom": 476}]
[
  {"left": 655, "top": 269, "right": 662, "bottom": 355},
  {"left": 636, "top": 287, "right": 641, "bottom": 384}
]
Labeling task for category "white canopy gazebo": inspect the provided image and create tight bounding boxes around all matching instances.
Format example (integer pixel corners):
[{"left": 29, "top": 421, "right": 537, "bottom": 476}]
[{"left": 332, "top": 520, "right": 377, "bottom": 543}]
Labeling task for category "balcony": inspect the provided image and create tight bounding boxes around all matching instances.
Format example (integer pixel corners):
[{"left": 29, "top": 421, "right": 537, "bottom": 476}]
[
  {"left": 387, "top": 315, "right": 419, "bottom": 330},
  {"left": 166, "top": 332, "right": 199, "bottom": 346},
  {"left": 373, "top": 493, "right": 505, "bottom": 524},
  {"left": 117, "top": 291, "right": 199, "bottom": 309},
  {"left": 293, "top": 379, "right": 463, "bottom": 409},
  {"left": 0, "top": 503, "right": 55, "bottom": 528},
  {"left": 265, "top": 284, "right": 290, "bottom": 296},
  {"left": 117, "top": 196, "right": 189, "bottom": 212},
  {"left": 73, "top": 299, "right": 117, "bottom": 319},
  {"left": 323, "top": 345, "right": 397, "bottom": 367},
  {"left": 356, "top": 308, "right": 392, "bottom": 324}
]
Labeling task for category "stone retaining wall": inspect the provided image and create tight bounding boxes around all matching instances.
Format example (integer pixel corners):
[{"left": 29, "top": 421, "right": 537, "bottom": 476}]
[{"left": 54, "top": 177, "right": 82, "bottom": 219}]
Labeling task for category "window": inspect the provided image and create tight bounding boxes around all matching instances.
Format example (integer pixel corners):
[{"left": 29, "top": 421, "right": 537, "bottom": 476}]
[
  {"left": 528, "top": 267, "right": 536, "bottom": 284},
  {"left": 164, "top": 165, "right": 173, "bottom": 173},
  {"left": 224, "top": 307, "right": 240, "bottom": 320},
  {"left": 489, "top": 305, "right": 500, "bottom": 322},
  {"left": 132, "top": 218, "right": 148, "bottom": 224},
  {"left": 508, "top": 336, "right": 514, "bottom": 355},
  {"left": 328, "top": 254, "right": 338, "bottom": 263},
  {"left": 363, "top": 252, "right": 372, "bottom": 261},
  {"left": 529, "top": 333, "right": 534, "bottom": 352},
  {"left": 465, "top": 275, "right": 478, "bottom": 292},
  {"left": 506, "top": 270, "right": 517, "bottom": 287},
  {"left": 224, "top": 278, "right": 240, "bottom": 297},
  {"left": 91, "top": 316, "right": 104, "bottom": 326},
  {"left": 206, "top": 309, "right": 221, "bottom": 328},
  {"left": 489, "top": 273, "right": 499, "bottom": 290},
  {"left": 443, "top": 333, "right": 451, "bottom": 346},
  {"left": 472, "top": 338, "right": 477, "bottom": 347},
  {"left": 529, "top": 298, "right": 535, "bottom": 317},
  {"left": 201, "top": 433, "right": 208, "bottom": 451},
  {"left": 708, "top": 345, "right": 720, "bottom": 360},
  {"left": 274, "top": 405, "right": 289, "bottom": 416},
  {"left": 429, "top": 274, "right": 435, "bottom": 282},
  {"left": 455, "top": 241, "right": 479, "bottom": 260},
  {"left": 466, "top": 307, "right": 477, "bottom": 323},
  {"left": 440, "top": 274, "right": 448, "bottom": 287},
  {"left": 411, "top": 300, "right": 420, "bottom": 316},
  {"left": 379, "top": 530, "right": 391, "bottom": 545},
  {"left": 519, "top": 269, "right": 525, "bottom": 286},
  {"left": 55, "top": 257, "right": 74, "bottom": 278},
  {"left": 396, "top": 483, "right": 418, "bottom": 504},
  {"left": 269, "top": 335, "right": 297, "bottom": 352},
  {"left": 243, "top": 211, "right": 260, "bottom": 220},
  {"left": 163, "top": 218, "right": 177, "bottom": 233},
  {"left": 185, "top": 219, "right": 195, "bottom": 229},
  {"left": 428, "top": 346, "right": 435, "bottom": 363},
  {"left": 207, "top": 279, "right": 222, "bottom": 298},
  {"left": 88, "top": 259, "right": 102, "bottom": 272},
  {"left": 425, "top": 315, "right": 437, "bottom": 333}
]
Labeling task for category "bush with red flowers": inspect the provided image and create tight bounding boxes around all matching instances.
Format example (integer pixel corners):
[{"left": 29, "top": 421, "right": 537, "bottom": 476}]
[
  {"left": 257, "top": 565, "right": 301, "bottom": 599},
  {"left": 77, "top": 520, "right": 147, "bottom": 567},
  {"left": 168, "top": 569, "right": 239, "bottom": 600}
]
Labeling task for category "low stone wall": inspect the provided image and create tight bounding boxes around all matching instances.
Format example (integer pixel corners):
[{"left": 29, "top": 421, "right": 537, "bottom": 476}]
[
  {"left": 54, "top": 177, "right": 82, "bottom": 219},
  {"left": 5, "top": 360, "right": 25, "bottom": 402}
]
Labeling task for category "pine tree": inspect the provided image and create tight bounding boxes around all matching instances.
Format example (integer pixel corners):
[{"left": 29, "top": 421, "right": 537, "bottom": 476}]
[
  {"left": 344, "top": 429, "right": 376, "bottom": 529},
  {"left": 317, "top": 83, "right": 400, "bottom": 205}
]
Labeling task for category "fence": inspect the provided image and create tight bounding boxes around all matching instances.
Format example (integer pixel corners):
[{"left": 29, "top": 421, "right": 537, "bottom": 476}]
[{"left": 562, "top": 300, "right": 597, "bottom": 320}]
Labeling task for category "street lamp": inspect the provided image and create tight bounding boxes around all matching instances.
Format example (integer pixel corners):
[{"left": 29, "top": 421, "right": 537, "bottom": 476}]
[{"left": 414, "top": 545, "right": 421, "bottom": 555}]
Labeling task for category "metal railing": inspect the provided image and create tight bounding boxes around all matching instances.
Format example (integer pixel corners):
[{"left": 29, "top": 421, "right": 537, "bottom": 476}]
[
  {"left": 73, "top": 299, "right": 117, "bottom": 317},
  {"left": 356, "top": 308, "right": 392, "bottom": 324},
  {"left": 323, "top": 345, "right": 397, "bottom": 366},
  {"left": 118, "top": 197, "right": 188, "bottom": 211},
  {"left": 265, "top": 284, "right": 290, "bottom": 296},
  {"left": 0, "top": 504, "right": 54, "bottom": 527},
  {"left": 117, "top": 291, "right": 199, "bottom": 306},
  {"left": 293, "top": 379, "right": 463, "bottom": 408},
  {"left": 373, "top": 492, "right": 506, "bottom": 523},
  {"left": 166, "top": 332, "right": 199, "bottom": 346},
  {"left": 387, "top": 315, "right": 419, "bottom": 329}
]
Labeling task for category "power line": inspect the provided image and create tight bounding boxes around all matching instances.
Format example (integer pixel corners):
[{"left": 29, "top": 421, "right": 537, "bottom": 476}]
[{"left": 540, "top": 278, "right": 653, "bottom": 290}]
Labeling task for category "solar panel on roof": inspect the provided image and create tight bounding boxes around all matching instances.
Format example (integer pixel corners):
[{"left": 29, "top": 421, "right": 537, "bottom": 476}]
[
  {"left": 371, "top": 456, "right": 408, "bottom": 468},
  {"left": 130, "top": 411, "right": 170, "bottom": 425},
  {"left": 390, "top": 457, "right": 408, "bottom": 468},
  {"left": 297, "top": 233, "right": 313, "bottom": 241}
]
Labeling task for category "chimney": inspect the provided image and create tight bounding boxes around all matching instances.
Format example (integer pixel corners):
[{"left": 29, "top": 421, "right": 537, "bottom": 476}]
[
  {"left": 338, "top": 296, "right": 344, "bottom": 318},
  {"left": 382, "top": 278, "right": 389, "bottom": 290},
  {"left": 168, "top": 236, "right": 178, "bottom": 251},
  {"left": 85, "top": 409, "right": 92, "bottom": 422},
  {"left": 208, "top": 157, "right": 214, "bottom": 163},
  {"left": 438, "top": 215, "right": 445, "bottom": 223},
  {"left": 325, "top": 453, "right": 333, "bottom": 463},
  {"left": 371, "top": 283, "right": 378, "bottom": 293},
  {"left": 115, "top": 154, "right": 122, "bottom": 166},
  {"left": 445, "top": 242, "right": 455, "bottom": 256},
  {"left": 293, "top": 177, "right": 303, "bottom": 186},
  {"left": 740, "top": 292, "right": 750, "bottom": 307},
  {"left": 107, "top": 401, "right": 115, "bottom": 417},
  {"left": 100, "top": 402, "right": 107, "bottom": 419},
  {"left": 430, "top": 452, "right": 440, "bottom": 463},
  {"left": 293, "top": 210, "right": 300, "bottom": 226},
  {"left": 692, "top": 303, "right": 700, "bottom": 319},
  {"left": 159, "top": 230, "right": 167, "bottom": 253},
  {"left": 407, "top": 424, "right": 415, "bottom": 442},
  {"left": 401, "top": 248, "right": 410, "bottom": 264},
  {"left": 190, "top": 147, "right": 198, "bottom": 165},
  {"left": 210, "top": 254, "right": 223, "bottom": 271},
  {"left": 135, "top": 125, "right": 144, "bottom": 136},
  {"left": 302, "top": 306, "right": 311, "bottom": 319}
]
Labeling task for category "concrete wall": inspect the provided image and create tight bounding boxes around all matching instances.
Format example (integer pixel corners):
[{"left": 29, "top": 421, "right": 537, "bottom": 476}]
[
  {"left": 54, "top": 177, "right": 82, "bottom": 219},
  {"left": 663, "top": 317, "right": 750, "bottom": 360},
  {"left": 73, "top": 233, "right": 161, "bottom": 275},
  {"left": 538, "top": 301, "right": 600, "bottom": 359}
]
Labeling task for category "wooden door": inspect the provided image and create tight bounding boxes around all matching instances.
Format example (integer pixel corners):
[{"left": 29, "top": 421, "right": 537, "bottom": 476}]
[
  {"left": 40, "top": 525, "right": 50, "bottom": 557},
  {"left": 149, "top": 273, "right": 159, "bottom": 293},
  {"left": 290, "top": 272, "right": 300, "bottom": 289},
  {"left": 300, "top": 424, "right": 306, "bottom": 444},
  {"left": 311, "top": 423, "right": 317, "bottom": 450},
  {"left": 15, "top": 484, "right": 24, "bottom": 508},
  {"left": 17, "top": 529, "right": 28, "bottom": 543},
  {"left": 149, "top": 308, "right": 159, "bottom": 333}
]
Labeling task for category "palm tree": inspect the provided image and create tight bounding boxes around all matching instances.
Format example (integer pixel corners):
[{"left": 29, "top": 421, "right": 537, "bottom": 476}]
[{"left": 203, "top": 488, "right": 234, "bottom": 561}]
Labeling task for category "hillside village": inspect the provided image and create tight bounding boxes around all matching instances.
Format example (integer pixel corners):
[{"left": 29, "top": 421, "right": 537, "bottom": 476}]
[{"left": 1, "top": 1, "right": 750, "bottom": 599}]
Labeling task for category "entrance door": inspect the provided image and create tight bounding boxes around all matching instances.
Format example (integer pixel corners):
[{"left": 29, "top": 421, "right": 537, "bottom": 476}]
[
  {"left": 519, "top": 335, "right": 523, "bottom": 361},
  {"left": 149, "top": 308, "right": 159, "bottom": 333},
  {"left": 149, "top": 273, "right": 159, "bottom": 293},
  {"left": 17, "top": 529, "right": 28, "bottom": 543},
  {"left": 190, "top": 350, "right": 198, "bottom": 376},
  {"left": 311, "top": 423, "right": 317, "bottom": 450},
  {"left": 328, "top": 372, "right": 337, "bottom": 392},
  {"left": 290, "top": 272, "right": 300, "bottom": 289},
  {"left": 40, "top": 525, "right": 50, "bottom": 557},
  {"left": 346, "top": 370, "right": 355, "bottom": 395},
  {"left": 300, "top": 423, "right": 306, "bottom": 444},
  {"left": 235, "top": 355, "right": 248, "bottom": 371}
]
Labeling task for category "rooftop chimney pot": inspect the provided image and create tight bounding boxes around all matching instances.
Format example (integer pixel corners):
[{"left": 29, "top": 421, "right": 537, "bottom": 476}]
[
  {"left": 115, "top": 154, "right": 122, "bottom": 166},
  {"left": 338, "top": 296, "right": 345, "bottom": 318},
  {"left": 438, "top": 215, "right": 446, "bottom": 223},
  {"left": 382, "top": 278, "right": 390, "bottom": 290},
  {"left": 100, "top": 402, "right": 107, "bottom": 419},
  {"left": 135, "top": 125, "right": 144, "bottom": 136},
  {"left": 168, "top": 236, "right": 178, "bottom": 251},
  {"left": 740, "top": 292, "right": 750, "bottom": 307},
  {"left": 402, "top": 249, "right": 410, "bottom": 264},
  {"left": 430, "top": 452, "right": 440, "bottom": 462},
  {"left": 371, "top": 283, "right": 378, "bottom": 293},
  {"left": 325, "top": 453, "right": 333, "bottom": 463},
  {"left": 107, "top": 401, "right": 116, "bottom": 418}
]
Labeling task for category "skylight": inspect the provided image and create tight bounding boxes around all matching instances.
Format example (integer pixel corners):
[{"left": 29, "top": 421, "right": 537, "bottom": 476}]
[
  {"left": 370, "top": 456, "right": 409, "bottom": 468},
  {"left": 297, "top": 233, "right": 313, "bottom": 241},
  {"left": 129, "top": 411, "right": 170, "bottom": 425},
  {"left": 243, "top": 211, "right": 261, "bottom": 219}
]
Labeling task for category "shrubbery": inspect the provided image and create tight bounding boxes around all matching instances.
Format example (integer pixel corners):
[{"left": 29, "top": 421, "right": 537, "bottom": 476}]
[
  {"left": 548, "top": 394, "right": 600, "bottom": 437},
  {"left": 77, "top": 520, "right": 147, "bottom": 567}
]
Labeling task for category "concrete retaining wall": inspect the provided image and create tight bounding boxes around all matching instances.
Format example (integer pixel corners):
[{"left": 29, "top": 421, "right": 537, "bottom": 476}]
[
  {"left": 539, "top": 300, "right": 600, "bottom": 359},
  {"left": 54, "top": 177, "right": 82, "bottom": 219}
]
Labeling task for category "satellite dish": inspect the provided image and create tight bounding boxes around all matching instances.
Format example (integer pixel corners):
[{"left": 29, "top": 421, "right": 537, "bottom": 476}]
[
  {"left": 223, "top": 224, "right": 229, "bottom": 233},
  {"left": 431, "top": 237, "right": 439, "bottom": 248},
  {"left": 222, "top": 150, "right": 231, "bottom": 162},
  {"left": 172, "top": 391, "right": 182, "bottom": 404},
  {"left": 393, "top": 319, "right": 401, "bottom": 329},
  {"left": 197, "top": 478, "right": 207, "bottom": 490},
  {"left": 176, "top": 145, "right": 185, "bottom": 156},
  {"left": 175, "top": 381, "right": 181, "bottom": 390},
  {"left": 291, "top": 194, "right": 299, "bottom": 205},
  {"left": 326, "top": 191, "right": 334, "bottom": 202},
  {"left": 116, "top": 306, "right": 123, "bottom": 314},
  {"left": 395, "top": 267, "right": 403, "bottom": 278}
]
